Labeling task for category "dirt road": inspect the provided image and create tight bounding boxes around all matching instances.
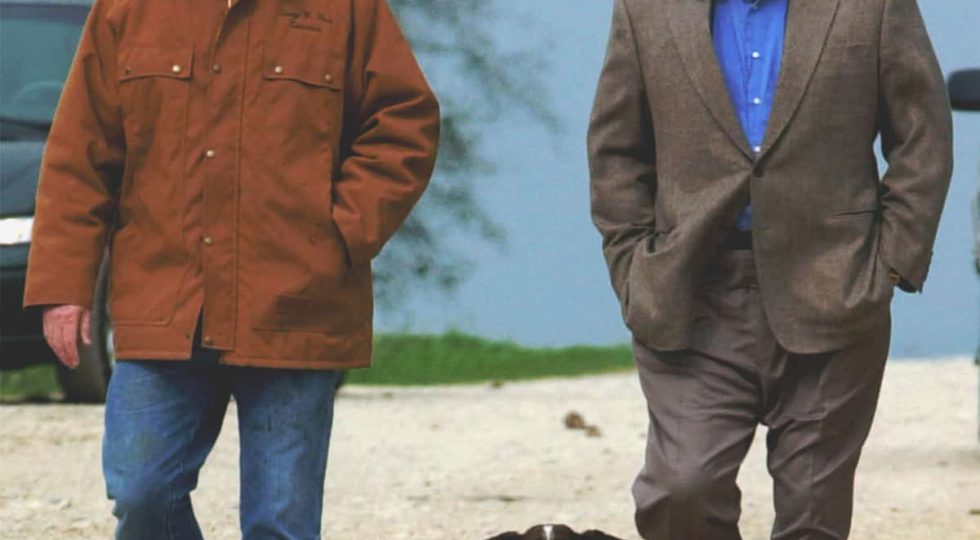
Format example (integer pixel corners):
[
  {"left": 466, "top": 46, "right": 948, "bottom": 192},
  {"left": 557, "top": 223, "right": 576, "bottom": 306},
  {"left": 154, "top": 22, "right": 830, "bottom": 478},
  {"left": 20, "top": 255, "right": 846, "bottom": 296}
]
[{"left": 2, "top": 358, "right": 978, "bottom": 539}]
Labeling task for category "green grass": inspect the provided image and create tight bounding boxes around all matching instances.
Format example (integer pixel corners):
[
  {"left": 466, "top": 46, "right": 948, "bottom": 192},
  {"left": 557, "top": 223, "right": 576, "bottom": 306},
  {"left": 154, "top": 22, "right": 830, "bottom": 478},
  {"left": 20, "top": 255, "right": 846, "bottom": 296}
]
[
  {"left": 0, "top": 364, "right": 61, "bottom": 401},
  {"left": 0, "top": 333, "right": 636, "bottom": 400},
  {"left": 350, "top": 332, "right": 635, "bottom": 385}
]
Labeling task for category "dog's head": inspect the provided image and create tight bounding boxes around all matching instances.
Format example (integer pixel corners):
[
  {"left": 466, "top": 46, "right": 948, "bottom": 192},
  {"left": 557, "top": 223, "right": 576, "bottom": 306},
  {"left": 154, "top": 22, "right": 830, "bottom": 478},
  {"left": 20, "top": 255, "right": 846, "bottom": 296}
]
[{"left": 485, "top": 524, "right": 625, "bottom": 540}]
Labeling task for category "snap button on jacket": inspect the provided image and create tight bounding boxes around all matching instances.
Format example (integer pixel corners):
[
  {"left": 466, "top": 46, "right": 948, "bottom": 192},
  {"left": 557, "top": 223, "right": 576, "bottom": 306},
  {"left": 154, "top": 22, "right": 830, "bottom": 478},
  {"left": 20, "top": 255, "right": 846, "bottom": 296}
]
[{"left": 23, "top": 0, "right": 441, "bottom": 369}]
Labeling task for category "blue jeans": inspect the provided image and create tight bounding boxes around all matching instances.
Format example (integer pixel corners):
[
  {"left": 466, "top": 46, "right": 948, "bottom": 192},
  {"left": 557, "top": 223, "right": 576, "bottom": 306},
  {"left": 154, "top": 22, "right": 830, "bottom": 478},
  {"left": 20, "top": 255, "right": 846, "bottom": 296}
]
[{"left": 102, "top": 325, "right": 342, "bottom": 540}]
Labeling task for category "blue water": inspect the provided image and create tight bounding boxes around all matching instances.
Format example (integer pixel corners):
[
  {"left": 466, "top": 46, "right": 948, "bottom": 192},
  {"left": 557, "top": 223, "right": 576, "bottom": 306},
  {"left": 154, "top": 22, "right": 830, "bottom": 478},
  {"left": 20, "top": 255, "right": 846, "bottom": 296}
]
[{"left": 384, "top": 0, "right": 980, "bottom": 358}]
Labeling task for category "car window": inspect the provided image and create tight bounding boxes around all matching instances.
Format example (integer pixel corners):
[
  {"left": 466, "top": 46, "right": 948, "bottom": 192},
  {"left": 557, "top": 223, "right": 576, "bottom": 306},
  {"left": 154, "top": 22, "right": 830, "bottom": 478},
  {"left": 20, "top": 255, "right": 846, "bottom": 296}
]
[{"left": 0, "top": 3, "right": 88, "bottom": 140}]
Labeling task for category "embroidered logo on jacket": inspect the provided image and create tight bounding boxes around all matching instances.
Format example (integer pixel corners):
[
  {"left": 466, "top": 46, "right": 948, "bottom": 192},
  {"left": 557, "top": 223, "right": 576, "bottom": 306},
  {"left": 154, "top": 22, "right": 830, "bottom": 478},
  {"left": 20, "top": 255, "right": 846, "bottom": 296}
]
[{"left": 279, "top": 9, "right": 330, "bottom": 33}]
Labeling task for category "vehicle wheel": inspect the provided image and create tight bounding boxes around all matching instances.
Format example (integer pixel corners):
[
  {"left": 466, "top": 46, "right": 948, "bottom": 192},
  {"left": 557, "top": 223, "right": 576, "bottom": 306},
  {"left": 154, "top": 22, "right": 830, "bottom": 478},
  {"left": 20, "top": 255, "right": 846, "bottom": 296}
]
[{"left": 57, "top": 256, "right": 114, "bottom": 403}]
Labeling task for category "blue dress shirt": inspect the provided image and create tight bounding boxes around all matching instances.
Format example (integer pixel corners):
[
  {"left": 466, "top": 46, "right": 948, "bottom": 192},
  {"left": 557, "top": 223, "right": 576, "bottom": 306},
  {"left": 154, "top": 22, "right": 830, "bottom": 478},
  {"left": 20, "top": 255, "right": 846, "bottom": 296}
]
[{"left": 712, "top": 0, "right": 788, "bottom": 230}]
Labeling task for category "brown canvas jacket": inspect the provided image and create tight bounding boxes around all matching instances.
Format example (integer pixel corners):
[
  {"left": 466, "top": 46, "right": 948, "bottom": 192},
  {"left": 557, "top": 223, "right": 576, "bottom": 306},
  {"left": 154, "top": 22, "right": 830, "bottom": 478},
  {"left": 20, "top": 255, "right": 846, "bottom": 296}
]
[
  {"left": 23, "top": 0, "right": 440, "bottom": 368},
  {"left": 589, "top": 0, "right": 953, "bottom": 353}
]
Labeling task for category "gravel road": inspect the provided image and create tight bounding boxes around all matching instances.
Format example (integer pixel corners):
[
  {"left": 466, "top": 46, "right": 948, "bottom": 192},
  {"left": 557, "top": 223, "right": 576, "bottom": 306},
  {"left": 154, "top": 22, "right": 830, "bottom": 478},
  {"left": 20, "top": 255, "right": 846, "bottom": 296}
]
[{"left": 1, "top": 357, "right": 978, "bottom": 540}]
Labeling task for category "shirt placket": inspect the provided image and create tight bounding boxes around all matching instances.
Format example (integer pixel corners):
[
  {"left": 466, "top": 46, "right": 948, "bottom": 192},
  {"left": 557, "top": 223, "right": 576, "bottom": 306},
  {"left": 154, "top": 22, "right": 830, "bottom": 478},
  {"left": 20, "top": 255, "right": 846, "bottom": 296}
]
[
  {"left": 198, "top": 0, "right": 248, "bottom": 350},
  {"left": 745, "top": 1, "right": 764, "bottom": 154}
]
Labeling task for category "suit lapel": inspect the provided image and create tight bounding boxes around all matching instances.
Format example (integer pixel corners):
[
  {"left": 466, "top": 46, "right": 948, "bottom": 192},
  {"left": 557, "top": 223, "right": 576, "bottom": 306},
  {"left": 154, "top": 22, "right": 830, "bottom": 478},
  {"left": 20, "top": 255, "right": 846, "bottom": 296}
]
[
  {"left": 667, "top": 0, "right": 750, "bottom": 158},
  {"left": 760, "top": 0, "right": 841, "bottom": 155}
]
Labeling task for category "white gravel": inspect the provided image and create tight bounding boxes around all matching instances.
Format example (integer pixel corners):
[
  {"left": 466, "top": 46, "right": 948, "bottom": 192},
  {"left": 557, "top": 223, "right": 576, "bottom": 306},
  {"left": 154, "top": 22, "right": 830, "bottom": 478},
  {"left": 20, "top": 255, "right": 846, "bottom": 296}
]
[{"left": 1, "top": 357, "right": 978, "bottom": 539}]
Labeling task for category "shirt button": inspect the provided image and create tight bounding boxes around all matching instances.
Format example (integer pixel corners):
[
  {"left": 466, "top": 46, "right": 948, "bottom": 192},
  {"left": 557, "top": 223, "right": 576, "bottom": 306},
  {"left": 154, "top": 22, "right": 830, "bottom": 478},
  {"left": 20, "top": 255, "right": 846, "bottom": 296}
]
[
  {"left": 752, "top": 97, "right": 762, "bottom": 105},
  {"left": 205, "top": 149, "right": 216, "bottom": 158},
  {"left": 274, "top": 65, "right": 284, "bottom": 75},
  {"left": 203, "top": 336, "right": 214, "bottom": 345},
  {"left": 171, "top": 64, "right": 182, "bottom": 74},
  {"left": 211, "top": 63, "right": 222, "bottom": 73},
  {"left": 203, "top": 236, "right": 214, "bottom": 246},
  {"left": 751, "top": 51, "right": 761, "bottom": 59}
]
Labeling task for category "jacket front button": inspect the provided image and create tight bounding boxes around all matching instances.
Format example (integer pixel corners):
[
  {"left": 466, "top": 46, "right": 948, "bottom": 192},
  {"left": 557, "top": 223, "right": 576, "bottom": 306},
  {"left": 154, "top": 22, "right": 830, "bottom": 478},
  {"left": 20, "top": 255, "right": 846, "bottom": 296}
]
[
  {"left": 205, "top": 149, "right": 216, "bottom": 158},
  {"left": 203, "top": 236, "right": 214, "bottom": 246},
  {"left": 273, "top": 65, "right": 284, "bottom": 74},
  {"left": 211, "top": 63, "right": 221, "bottom": 73},
  {"left": 203, "top": 336, "right": 214, "bottom": 345},
  {"left": 324, "top": 74, "right": 333, "bottom": 83},
  {"left": 171, "top": 64, "right": 182, "bottom": 74}
]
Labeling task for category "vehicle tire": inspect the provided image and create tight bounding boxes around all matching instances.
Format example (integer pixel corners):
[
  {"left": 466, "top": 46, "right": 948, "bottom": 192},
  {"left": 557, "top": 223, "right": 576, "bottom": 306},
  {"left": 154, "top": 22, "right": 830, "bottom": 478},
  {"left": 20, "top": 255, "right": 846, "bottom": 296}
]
[{"left": 57, "top": 255, "right": 114, "bottom": 403}]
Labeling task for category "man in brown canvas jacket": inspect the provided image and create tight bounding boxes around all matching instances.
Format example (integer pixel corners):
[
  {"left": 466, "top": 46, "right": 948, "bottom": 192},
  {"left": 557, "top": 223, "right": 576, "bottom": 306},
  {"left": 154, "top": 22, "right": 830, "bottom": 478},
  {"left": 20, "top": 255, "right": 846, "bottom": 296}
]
[
  {"left": 589, "top": 0, "right": 952, "bottom": 538},
  {"left": 23, "top": 0, "right": 439, "bottom": 537}
]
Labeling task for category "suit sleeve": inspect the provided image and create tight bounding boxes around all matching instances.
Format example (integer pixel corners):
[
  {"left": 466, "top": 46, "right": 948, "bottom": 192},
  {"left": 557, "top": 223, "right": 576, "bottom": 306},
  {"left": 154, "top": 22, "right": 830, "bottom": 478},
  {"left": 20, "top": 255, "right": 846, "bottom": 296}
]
[
  {"left": 23, "top": 0, "right": 124, "bottom": 310},
  {"left": 587, "top": 0, "right": 658, "bottom": 312},
  {"left": 876, "top": 0, "right": 953, "bottom": 292},
  {"left": 333, "top": 0, "right": 440, "bottom": 266}
]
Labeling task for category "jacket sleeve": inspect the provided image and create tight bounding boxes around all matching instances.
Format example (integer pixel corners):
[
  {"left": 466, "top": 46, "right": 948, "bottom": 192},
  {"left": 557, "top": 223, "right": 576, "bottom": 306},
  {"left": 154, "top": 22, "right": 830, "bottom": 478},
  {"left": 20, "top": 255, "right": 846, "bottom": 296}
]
[
  {"left": 587, "top": 0, "right": 658, "bottom": 311},
  {"left": 333, "top": 0, "right": 440, "bottom": 266},
  {"left": 23, "top": 0, "right": 124, "bottom": 310},
  {"left": 876, "top": 0, "right": 953, "bottom": 292}
]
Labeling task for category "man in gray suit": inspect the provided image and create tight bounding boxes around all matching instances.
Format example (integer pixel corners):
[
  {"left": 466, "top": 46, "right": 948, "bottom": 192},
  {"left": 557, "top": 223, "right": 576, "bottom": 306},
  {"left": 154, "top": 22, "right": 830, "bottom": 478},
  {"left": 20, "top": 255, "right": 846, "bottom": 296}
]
[{"left": 588, "top": 0, "right": 952, "bottom": 538}]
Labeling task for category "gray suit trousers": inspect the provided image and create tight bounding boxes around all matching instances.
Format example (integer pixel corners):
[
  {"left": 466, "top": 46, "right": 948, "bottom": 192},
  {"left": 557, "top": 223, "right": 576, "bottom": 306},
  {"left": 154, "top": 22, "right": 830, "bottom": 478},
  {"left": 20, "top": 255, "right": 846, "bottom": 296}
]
[{"left": 632, "top": 249, "right": 890, "bottom": 540}]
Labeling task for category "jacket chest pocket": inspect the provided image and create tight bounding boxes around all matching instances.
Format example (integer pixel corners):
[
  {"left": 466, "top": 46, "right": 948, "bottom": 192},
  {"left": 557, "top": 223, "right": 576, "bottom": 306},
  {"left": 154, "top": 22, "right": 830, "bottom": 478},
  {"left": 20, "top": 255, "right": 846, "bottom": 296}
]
[
  {"left": 116, "top": 46, "right": 194, "bottom": 148},
  {"left": 809, "top": 44, "right": 877, "bottom": 125},
  {"left": 812, "top": 44, "right": 877, "bottom": 96},
  {"left": 258, "top": 43, "right": 344, "bottom": 143}
]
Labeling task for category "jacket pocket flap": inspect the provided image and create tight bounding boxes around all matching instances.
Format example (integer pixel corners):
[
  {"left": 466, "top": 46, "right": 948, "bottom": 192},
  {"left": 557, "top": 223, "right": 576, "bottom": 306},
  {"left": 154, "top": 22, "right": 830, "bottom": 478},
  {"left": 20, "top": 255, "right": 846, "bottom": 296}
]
[
  {"left": 119, "top": 46, "right": 194, "bottom": 81},
  {"left": 261, "top": 44, "right": 342, "bottom": 90},
  {"left": 830, "top": 207, "right": 880, "bottom": 219}
]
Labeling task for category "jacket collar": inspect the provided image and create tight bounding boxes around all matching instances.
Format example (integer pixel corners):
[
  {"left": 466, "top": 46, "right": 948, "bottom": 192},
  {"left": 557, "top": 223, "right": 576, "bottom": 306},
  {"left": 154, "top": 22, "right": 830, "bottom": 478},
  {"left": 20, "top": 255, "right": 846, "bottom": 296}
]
[{"left": 666, "top": 0, "right": 841, "bottom": 159}]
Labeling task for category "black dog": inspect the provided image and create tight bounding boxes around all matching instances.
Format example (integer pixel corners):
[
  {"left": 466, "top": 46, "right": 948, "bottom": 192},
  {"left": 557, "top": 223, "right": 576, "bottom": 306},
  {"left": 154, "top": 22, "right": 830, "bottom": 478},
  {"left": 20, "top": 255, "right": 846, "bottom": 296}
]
[{"left": 485, "top": 524, "right": 625, "bottom": 540}]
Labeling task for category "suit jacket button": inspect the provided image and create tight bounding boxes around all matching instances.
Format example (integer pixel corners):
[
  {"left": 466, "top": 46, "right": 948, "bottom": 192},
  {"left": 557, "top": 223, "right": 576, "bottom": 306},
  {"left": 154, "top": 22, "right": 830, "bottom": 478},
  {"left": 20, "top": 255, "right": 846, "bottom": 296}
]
[{"left": 753, "top": 167, "right": 764, "bottom": 178}]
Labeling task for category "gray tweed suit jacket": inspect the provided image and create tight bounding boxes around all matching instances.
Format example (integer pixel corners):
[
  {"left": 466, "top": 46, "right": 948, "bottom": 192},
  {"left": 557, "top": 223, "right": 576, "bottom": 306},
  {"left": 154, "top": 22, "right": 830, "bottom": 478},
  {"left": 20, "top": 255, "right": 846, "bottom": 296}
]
[{"left": 588, "top": 0, "right": 953, "bottom": 353}]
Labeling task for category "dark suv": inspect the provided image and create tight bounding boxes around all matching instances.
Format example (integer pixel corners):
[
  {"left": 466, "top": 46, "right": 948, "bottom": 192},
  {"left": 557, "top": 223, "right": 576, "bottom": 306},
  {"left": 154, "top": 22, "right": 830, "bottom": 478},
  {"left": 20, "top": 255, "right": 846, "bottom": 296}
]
[{"left": 0, "top": 0, "right": 114, "bottom": 402}]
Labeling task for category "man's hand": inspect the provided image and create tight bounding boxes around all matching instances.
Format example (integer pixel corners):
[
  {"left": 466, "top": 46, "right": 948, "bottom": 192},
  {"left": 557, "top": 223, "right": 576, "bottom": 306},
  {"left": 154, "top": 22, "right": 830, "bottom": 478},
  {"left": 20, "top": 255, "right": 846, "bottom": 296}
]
[{"left": 42, "top": 305, "right": 92, "bottom": 369}]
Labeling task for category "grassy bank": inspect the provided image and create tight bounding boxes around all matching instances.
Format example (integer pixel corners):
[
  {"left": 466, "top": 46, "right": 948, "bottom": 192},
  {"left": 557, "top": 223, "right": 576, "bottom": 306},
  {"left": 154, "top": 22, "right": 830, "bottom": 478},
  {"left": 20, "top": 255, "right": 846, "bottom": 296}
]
[
  {"left": 0, "top": 364, "right": 60, "bottom": 401},
  {"left": 0, "top": 333, "right": 635, "bottom": 400},
  {"left": 349, "top": 332, "right": 634, "bottom": 385}
]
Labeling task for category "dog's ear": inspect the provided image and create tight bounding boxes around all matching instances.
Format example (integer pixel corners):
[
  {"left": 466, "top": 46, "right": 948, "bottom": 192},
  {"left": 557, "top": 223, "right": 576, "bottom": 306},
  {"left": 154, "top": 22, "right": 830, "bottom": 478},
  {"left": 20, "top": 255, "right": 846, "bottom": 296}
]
[
  {"left": 580, "top": 531, "right": 626, "bottom": 540},
  {"left": 483, "top": 533, "right": 523, "bottom": 540}
]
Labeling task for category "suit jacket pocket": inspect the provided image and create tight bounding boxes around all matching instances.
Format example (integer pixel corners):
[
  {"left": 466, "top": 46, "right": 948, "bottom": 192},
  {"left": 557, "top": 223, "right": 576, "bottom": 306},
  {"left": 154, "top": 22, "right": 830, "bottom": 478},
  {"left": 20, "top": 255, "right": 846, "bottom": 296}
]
[
  {"left": 624, "top": 255, "right": 644, "bottom": 334},
  {"left": 828, "top": 207, "right": 879, "bottom": 220},
  {"left": 874, "top": 231, "right": 897, "bottom": 300},
  {"left": 623, "top": 233, "right": 663, "bottom": 333}
]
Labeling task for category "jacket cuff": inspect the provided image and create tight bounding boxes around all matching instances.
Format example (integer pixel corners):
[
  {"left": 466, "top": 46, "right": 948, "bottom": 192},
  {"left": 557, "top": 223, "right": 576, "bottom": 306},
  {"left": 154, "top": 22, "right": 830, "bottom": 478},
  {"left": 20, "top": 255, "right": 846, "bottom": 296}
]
[
  {"left": 879, "top": 237, "right": 931, "bottom": 293},
  {"left": 23, "top": 278, "right": 96, "bottom": 312},
  {"left": 331, "top": 212, "right": 376, "bottom": 266},
  {"left": 895, "top": 274, "right": 918, "bottom": 294}
]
